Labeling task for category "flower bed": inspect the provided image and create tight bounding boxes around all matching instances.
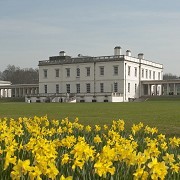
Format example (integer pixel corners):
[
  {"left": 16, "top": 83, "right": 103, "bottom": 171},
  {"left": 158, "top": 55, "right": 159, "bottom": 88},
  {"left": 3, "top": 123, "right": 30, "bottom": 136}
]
[{"left": 0, "top": 116, "right": 179, "bottom": 179}]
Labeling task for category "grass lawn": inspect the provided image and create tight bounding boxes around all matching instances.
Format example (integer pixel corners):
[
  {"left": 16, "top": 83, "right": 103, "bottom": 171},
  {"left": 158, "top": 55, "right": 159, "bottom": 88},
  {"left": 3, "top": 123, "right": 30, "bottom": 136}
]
[{"left": 0, "top": 101, "right": 180, "bottom": 136}]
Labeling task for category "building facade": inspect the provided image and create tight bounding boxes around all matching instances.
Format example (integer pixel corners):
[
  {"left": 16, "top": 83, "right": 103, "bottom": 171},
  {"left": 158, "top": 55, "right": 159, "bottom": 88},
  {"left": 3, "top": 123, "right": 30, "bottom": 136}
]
[
  {"left": 0, "top": 81, "right": 12, "bottom": 97},
  {"left": 32, "top": 46, "right": 163, "bottom": 103}
]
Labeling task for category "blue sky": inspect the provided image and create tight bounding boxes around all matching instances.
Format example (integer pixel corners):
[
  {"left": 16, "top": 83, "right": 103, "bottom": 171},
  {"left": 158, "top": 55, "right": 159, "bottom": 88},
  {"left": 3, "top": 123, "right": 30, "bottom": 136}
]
[{"left": 0, "top": 0, "right": 180, "bottom": 75}]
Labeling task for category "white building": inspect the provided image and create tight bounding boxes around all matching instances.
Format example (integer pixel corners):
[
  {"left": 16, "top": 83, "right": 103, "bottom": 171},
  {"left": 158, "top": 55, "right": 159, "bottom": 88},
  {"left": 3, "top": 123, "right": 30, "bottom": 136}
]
[
  {"left": 32, "top": 46, "right": 163, "bottom": 103},
  {"left": 0, "top": 81, "right": 12, "bottom": 97}
]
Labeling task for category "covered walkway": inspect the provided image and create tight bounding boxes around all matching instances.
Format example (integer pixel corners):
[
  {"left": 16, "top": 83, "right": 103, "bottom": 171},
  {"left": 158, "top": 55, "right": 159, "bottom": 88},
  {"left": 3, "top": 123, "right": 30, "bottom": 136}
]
[
  {"left": 0, "top": 84, "right": 39, "bottom": 98},
  {"left": 141, "top": 79, "right": 180, "bottom": 96}
]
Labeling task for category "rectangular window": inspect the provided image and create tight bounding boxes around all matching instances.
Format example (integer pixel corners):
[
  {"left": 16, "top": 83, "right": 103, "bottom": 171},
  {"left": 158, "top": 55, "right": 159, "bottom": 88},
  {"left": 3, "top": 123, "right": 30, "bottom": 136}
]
[
  {"left": 134, "top": 67, "right": 137, "bottom": 77},
  {"left": 146, "top": 69, "right": 148, "bottom": 79},
  {"left": 86, "top": 83, "right": 91, "bottom": 93},
  {"left": 158, "top": 72, "right": 161, "bottom": 80},
  {"left": 135, "top": 83, "right": 137, "bottom": 93},
  {"left": 128, "top": 83, "right": 130, "bottom": 93},
  {"left": 113, "top": 66, "right": 118, "bottom": 75},
  {"left": 149, "top": 70, "right": 151, "bottom": 79},
  {"left": 86, "top": 67, "right": 90, "bottom": 76},
  {"left": 56, "top": 84, "right": 59, "bottom": 93},
  {"left": 76, "top": 84, "right": 80, "bottom": 93},
  {"left": 44, "top": 85, "right": 47, "bottom": 93},
  {"left": 66, "top": 84, "right": 70, "bottom": 93},
  {"left": 100, "top": 66, "right": 104, "bottom": 76},
  {"left": 114, "top": 82, "right": 118, "bottom": 92},
  {"left": 100, "top": 83, "right": 104, "bottom": 93},
  {"left": 66, "top": 68, "right": 70, "bottom": 77},
  {"left": 128, "top": 66, "right": 131, "bottom": 76},
  {"left": 153, "top": 71, "right": 155, "bottom": 80},
  {"left": 44, "top": 69, "right": 48, "bottom": 78},
  {"left": 76, "top": 68, "right": 80, "bottom": 77},
  {"left": 142, "top": 69, "right": 144, "bottom": 78},
  {"left": 55, "top": 69, "right": 59, "bottom": 77}
]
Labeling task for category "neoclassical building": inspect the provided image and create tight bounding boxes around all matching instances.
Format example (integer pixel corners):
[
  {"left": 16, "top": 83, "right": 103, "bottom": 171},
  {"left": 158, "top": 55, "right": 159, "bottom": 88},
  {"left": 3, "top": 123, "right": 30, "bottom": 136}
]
[{"left": 29, "top": 46, "right": 163, "bottom": 103}]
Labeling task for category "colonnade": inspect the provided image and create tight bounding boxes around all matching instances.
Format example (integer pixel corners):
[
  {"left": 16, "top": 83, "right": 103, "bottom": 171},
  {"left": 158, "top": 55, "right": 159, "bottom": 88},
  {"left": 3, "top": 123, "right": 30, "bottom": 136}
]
[
  {"left": 0, "top": 88, "right": 11, "bottom": 97},
  {"left": 141, "top": 80, "right": 180, "bottom": 96},
  {"left": 0, "top": 84, "right": 39, "bottom": 98}
]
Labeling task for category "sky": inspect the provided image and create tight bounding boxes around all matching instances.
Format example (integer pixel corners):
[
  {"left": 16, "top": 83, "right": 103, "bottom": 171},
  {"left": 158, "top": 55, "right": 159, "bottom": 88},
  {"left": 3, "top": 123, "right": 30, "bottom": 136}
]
[{"left": 0, "top": 0, "right": 180, "bottom": 75}]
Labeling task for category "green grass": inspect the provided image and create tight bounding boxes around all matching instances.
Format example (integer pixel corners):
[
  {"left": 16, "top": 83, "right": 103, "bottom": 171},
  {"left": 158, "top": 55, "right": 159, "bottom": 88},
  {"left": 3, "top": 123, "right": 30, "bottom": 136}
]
[{"left": 0, "top": 101, "right": 180, "bottom": 136}]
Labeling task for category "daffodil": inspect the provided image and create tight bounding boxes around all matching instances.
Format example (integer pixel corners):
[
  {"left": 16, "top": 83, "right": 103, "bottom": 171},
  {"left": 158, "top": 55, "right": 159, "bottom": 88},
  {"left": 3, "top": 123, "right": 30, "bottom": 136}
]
[
  {"left": 163, "top": 153, "right": 175, "bottom": 164},
  {"left": 11, "top": 159, "right": 31, "bottom": 179},
  {"left": 61, "top": 153, "right": 70, "bottom": 165},
  {"left": 94, "top": 135, "right": 102, "bottom": 144},
  {"left": 85, "top": 125, "right": 91, "bottom": 132},
  {"left": 60, "top": 175, "right": 73, "bottom": 180},
  {"left": 4, "top": 152, "right": 17, "bottom": 170}
]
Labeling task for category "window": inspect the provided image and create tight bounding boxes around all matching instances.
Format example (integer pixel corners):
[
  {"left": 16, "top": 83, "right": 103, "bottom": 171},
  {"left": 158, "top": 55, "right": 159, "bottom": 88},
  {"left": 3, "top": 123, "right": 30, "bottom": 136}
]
[
  {"left": 114, "top": 82, "right": 118, "bottom": 92},
  {"left": 158, "top": 72, "right": 161, "bottom": 80},
  {"left": 86, "top": 83, "right": 91, "bottom": 93},
  {"left": 100, "top": 66, "right": 104, "bottom": 76},
  {"left": 142, "top": 69, "right": 144, "bottom": 78},
  {"left": 44, "top": 69, "right": 48, "bottom": 78},
  {"left": 44, "top": 85, "right": 47, "bottom": 93},
  {"left": 55, "top": 69, "right": 59, "bottom": 77},
  {"left": 66, "top": 68, "right": 70, "bottom": 77},
  {"left": 76, "top": 68, "right": 80, "bottom": 77},
  {"left": 76, "top": 84, "right": 80, "bottom": 93},
  {"left": 135, "top": 83, "right": 137, "bottom": 93},
  {"left": 146, "top": 69, "right": 148, "bottom": 79},
  {"left": 149, "top": 70, "right": 151, "bottom": 79},
  {"left": 100, "top": 83, "right": 104, "bottom": 93},
  {"left": 113, "top": 66, "right": 118, "bottom": 75},
  {"left": 134, "top": 67, "right": 137, "bottom": 77},
  {"left": 153, "top": 71, "right": 155, "bottom": 80},
  {"left": 66, "top": 84, "right": 70, "bottom": 93},
  {"left": 128, "top": 66, "right": 131, "bottom": 76},
  {"left": 86, "top": 67, "right": 90, "bottom": 76},
  {"left": 128, "top": 83, "right": 130, "bottom": 93},
  {"left": 56, "top": 84, "right": 59, "bottom": 93}
]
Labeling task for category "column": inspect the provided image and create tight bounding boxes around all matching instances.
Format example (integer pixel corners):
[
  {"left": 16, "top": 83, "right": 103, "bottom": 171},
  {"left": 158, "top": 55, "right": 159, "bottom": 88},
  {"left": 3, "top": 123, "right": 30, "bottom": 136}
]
[
  {"left": 148, "top": 84, "right": 151, "bottom": 96},
  {"left": 15, "top": 88, "right": 17, "bottom": 97},
  {"left": 27, "top": 88, "right": 30, "bottom": 95},
  {"left": 37, "top": 87, "right": 39, "bottom": 94},
  {"left": 167, "top": 83, "right": 169, "bottom": 95},
  {"left": 22, "top": 88, "right": 25, "bottom": 97},
  {"left": 154, "top": 85, "right": 157, "bottom": 95},
  {"left": 32, "top": 88, "right": 35, "bottom": 95},
  {"left": 19, "top": 88, "right": 21, "bottom": 97},
  {"left": 6, "top": 89, "right": 8, "bottom": 97},
  {"left": 161, "top": 84, "right": 164, "bottom": 95},
  {"left": 173, "top": 83, "right": 176, "bottom": 95},
  {"left": 2, "top": 89, "right": 5, "bottom": 97},
  {"left": 9, "top": 88, "right": 12, "bottom": 97}
]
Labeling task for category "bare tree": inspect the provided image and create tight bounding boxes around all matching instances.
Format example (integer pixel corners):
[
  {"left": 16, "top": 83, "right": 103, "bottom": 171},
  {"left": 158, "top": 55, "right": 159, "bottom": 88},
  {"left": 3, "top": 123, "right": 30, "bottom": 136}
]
[
  {"left": 163, "top": 73, "right": 180, "bottom": 80},
  {"left": 1, "top": 65, "right": 39, "bottom": 84},
  {"left": 0, "top": 71, "right": 2, "bottom": 80}
]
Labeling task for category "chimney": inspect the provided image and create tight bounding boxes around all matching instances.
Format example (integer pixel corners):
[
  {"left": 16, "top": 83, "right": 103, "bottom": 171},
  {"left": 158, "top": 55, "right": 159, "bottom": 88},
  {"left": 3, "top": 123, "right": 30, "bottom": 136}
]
[
  {"left": 126, "top": 50, "right": 131, "bottom": 56},
  {"left": 114, "top": 46, "right": 122, "bottom": 56},
  {"left": 59, "top": 51, "right": 66, "bottom": 57},
  {"left": 138, "top": 53, "right": 144, "bottom": 59}
]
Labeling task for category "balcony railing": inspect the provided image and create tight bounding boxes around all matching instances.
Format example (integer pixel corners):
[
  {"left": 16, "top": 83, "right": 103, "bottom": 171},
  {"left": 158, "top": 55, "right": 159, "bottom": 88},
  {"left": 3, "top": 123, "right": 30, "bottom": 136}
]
[{"left": 26, "top": 92, "right": 124, "bottom": 98}]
